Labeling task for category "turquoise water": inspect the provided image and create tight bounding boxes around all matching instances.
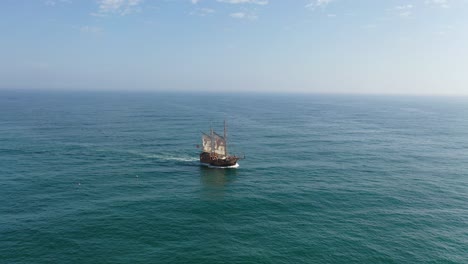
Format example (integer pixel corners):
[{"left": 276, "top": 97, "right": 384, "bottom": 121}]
[{"left": 1, "top": 91, "right": 467, "bottom": 263}]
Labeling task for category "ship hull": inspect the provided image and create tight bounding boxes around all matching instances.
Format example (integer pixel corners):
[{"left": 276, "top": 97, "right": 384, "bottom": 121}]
[{"left": 199, "top": 152, "right": 239, "bottom": 167}]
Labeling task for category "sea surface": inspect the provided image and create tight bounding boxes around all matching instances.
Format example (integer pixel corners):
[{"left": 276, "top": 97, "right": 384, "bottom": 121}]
[{"left": 1, "top": 90, "right": 467, "bottom": 263}]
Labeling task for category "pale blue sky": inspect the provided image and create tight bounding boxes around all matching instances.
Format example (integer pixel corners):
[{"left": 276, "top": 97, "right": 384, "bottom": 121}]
[{"left": 1, "top": 0, "right": 467, "bottom": 94}]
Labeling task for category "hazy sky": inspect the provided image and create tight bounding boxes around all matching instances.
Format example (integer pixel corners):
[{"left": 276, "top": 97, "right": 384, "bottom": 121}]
[{"left": 1, "top": 0, "right": 467, "bottom": 94}]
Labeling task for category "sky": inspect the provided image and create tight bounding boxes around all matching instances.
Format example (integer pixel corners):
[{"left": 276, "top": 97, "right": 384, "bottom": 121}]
[{"left": 0, "top": 0, "right": 467, "bottom": 94}]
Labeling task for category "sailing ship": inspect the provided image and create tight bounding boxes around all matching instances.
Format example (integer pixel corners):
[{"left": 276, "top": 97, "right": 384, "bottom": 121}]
[{"left": 199, "top": 121, "right": 241, "bottom": 168}]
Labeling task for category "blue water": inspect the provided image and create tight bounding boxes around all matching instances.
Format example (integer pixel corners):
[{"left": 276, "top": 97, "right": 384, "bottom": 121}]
[{"left": 1, "top": 91, "right": 467, "bottom": 263}]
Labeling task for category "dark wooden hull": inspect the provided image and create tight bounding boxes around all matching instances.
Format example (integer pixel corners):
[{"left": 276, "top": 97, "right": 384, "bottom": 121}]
[{"left": 200, "top": 152, "right": 239, "bottom": 167}]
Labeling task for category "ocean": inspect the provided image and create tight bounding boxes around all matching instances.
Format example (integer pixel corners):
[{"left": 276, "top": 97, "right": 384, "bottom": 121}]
[{"left": 1, "top": 90, "right": 467, "bottom": 263}]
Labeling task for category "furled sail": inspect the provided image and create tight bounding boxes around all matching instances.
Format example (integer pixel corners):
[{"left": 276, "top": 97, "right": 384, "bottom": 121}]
[
  {"left": 213, "top": 132, "right": 227, "bottom": 157},
  {"left": 202, "top": 133, "right": 212, "bottom": 152}
]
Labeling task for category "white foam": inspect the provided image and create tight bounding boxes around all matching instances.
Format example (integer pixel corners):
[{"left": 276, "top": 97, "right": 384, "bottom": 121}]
[{"left": 201, "top": 163, "right": 240, "bottom": 169}]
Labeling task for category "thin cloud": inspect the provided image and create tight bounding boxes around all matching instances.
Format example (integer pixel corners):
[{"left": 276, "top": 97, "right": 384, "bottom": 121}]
[
  {"left": 230, "top": 12, "right": 245, "bottom": 18},
  {"left": 190, "top": 8, "right": 215, "bottom": 16},
  {"left": 395, "top": 4, "right": 413, "bottom": 17},
  {"left": 96, "top": 0, "right": 143, "bottom": 16},
  {"left": 44, "top": 0, "right": 71, "bottom": 7},
  {"left": 426, "top": 0, "right": 449, "bottom": 8},
  {"left": 362, "top": 24, "right": 377, "bottom": 29},
  {"left": 218, "top": 0, "right": 268, "bottom": 5},
  {"left": 306, "top": 0, "right": 333, "bottom": 10},
  {"left": 230, "top": 12, "right": 257, "bottom": 20},
  {"left": 80, "top": 26, "right": 103, "bottom": 34}
]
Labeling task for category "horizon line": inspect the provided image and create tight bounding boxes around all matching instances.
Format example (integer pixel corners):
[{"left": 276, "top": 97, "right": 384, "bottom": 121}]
[{"left": 1, "top": 87, "right": 468, "bottom": 98}]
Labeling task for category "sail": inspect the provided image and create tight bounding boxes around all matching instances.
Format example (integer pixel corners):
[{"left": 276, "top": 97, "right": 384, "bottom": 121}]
[
  {"left": 213, "top": 132, "right": 227, "bottom": 157},
  {"left": 202, "top": 133, "right": 212, "bottom": 152}
]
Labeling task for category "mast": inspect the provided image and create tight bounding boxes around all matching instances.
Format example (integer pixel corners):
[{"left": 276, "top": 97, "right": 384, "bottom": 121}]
[
  {"left": 224, "top": 120, "right": 228, "bottom": 156},
  {"left": 210, "top": 127, "right": 214, "bottom": 156}
]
